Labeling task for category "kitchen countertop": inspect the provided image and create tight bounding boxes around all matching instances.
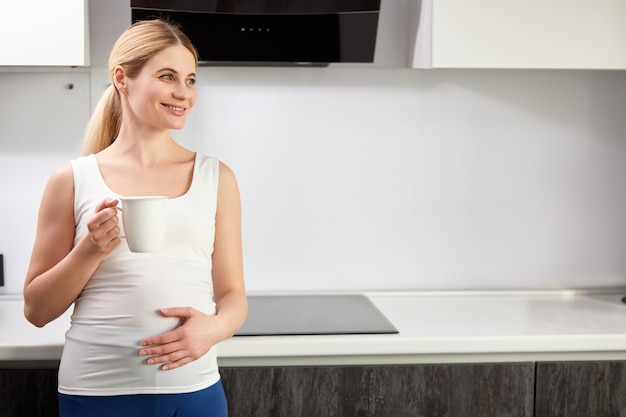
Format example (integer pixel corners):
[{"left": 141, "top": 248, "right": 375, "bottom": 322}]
[{"left": 2, "top": 290, "right": 626, "bottom": 367}]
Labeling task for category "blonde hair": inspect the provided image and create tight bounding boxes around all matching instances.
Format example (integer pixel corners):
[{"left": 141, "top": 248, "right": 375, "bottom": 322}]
[{"left": 82, "top": 19, "right": 198, "bottom": 155}]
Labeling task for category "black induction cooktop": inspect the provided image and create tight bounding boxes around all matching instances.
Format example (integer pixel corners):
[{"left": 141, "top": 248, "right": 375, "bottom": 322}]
[{"left": 234, "top": 294, "right": 398, "bottom": 336}]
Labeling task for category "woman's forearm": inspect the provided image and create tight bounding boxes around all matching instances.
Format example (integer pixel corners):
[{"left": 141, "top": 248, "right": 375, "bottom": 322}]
[
  {"left": 214, "top": 288, "right": 248, "bottom": 341},
  {"left": 24, "top": 235, "right": 105, "bottom": 327}
]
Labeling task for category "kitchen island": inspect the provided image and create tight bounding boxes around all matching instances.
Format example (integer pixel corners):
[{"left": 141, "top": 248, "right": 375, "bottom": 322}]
[{"left": 2, "top": 290, "right": 626, "bottom": 416}]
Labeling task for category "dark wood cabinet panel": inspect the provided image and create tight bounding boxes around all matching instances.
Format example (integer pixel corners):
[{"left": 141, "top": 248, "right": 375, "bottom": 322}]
[
  {"left": 0, "top": 368, "right": 59, "bottom": 417},
  {"left": 535, "top": 361, "right": 626, "bottom": 417},
  {"left": 221, "top": 363, "right": 535, "bottom": 417},
  {"left": 23, "top": 360, "right": 626, "bottom": 417}
]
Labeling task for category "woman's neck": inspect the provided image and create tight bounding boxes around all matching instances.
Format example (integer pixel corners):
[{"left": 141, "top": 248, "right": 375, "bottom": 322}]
[{"left": 103, "top": 131, "right": 191, "bottom": 168}]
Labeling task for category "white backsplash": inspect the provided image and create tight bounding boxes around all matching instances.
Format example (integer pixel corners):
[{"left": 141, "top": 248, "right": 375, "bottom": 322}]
[{"left": 2, "top": 67, "right": 626, "bottom": 294}]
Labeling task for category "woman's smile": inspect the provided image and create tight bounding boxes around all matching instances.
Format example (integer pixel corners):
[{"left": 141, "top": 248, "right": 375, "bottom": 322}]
[{"left": 162, "top": 103, "right": 188, "bottom": 116}]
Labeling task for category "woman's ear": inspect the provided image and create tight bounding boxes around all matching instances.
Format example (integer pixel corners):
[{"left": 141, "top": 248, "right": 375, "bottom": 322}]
[{"left": 113, "top": 65, "right": 127, "bottom": 95}]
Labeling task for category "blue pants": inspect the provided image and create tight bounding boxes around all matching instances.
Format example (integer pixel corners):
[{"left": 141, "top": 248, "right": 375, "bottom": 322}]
[{"left": 58, "top": 380, "right": 228, "bottom": 417}]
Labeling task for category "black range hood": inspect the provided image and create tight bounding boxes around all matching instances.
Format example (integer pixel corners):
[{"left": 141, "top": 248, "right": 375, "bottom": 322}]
[{"left": 131, "top": 0, "right": 381, "bottom": 66}]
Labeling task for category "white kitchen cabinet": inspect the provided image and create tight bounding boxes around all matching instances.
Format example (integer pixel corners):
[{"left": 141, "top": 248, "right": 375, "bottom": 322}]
[
  {"left": 411, "top": 0, "right": 626, "bottom": 69},
  {"left": 0, "top": 0, "right": 89, "bottom": 66},
  {"left": 0, "top": 72, "right": 90, "bottom": 152}
]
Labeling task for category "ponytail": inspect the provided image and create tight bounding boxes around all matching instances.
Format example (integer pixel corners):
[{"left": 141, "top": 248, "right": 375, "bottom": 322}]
[{"left": 82, "top": 84, "right": 122, "bottom": 155}]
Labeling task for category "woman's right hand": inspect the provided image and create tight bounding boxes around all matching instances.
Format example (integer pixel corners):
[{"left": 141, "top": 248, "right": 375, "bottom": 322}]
[{"left": 87, "top": 198, "right": 122, "bottom": 254}]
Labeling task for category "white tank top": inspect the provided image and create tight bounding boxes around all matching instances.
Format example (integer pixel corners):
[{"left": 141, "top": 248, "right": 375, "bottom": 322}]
[{"left": 58, "top": 153, "right": 221, "bottom": 395}]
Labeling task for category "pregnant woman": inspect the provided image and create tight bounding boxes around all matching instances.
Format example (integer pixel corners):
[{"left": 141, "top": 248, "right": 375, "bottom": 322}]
[{"left": 23, "top": 19, "right": 247, "bottom": 417}]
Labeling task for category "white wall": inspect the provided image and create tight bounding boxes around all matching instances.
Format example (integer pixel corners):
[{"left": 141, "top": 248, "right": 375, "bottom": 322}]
[
  {"left": 178, "top": 68, "right": 626, "bottom": 292},
  {"left": 3, "top": 67, "right": 626, "bottom": 294},
  {"left": 1, "top": 0, "right": 626, "bottom": 294}
]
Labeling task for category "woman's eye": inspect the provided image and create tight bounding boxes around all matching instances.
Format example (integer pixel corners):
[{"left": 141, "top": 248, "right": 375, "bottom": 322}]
[
  {"left": 160, "top": 74, "right": 173, "bottom": 81},
  {"left": 187, "top": 78, "right": 196, "bottom": 86}
]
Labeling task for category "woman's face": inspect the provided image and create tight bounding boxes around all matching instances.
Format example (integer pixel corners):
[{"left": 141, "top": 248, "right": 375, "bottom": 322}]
[{"left": 122, "top": 44, "right": 197, "bottom": 132}]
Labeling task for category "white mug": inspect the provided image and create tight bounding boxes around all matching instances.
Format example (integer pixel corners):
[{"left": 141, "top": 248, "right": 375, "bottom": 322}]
[{"left": 116, "top": 196, "right": 168, "bottom": 253}]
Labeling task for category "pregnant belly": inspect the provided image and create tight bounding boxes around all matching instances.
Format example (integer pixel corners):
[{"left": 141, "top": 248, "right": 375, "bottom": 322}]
[{"left": 72, "top": 280, "right": 214, "bottom": 332}]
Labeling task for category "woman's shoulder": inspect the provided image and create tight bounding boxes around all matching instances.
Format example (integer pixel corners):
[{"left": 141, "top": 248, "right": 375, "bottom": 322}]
[
  {"left": 194, "top": 152, "right": 229, "bottom": 174},
  {"left": 47, "top": 153, "right": 96, "bottom": 194},
  {"left": 196, "top": 154, "right": 236, "bottom": 177},
  {"left": 218, "top": 160, "right": 236, "bottom": 179},
  {"left": 39, "top": 161, "right": 75, "bottom": 213},
  {"left": 192, "top": 153, "right": 238, "bottom": 192},
  {"left": 194, "top": 152, "right": 219, "bottom": 163},
  {"left": 47, "top": 161, "right": 75, "bottom": 187}
]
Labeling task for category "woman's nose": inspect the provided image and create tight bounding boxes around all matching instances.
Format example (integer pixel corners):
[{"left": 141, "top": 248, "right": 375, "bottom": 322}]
[{"left": 172, "top": 81, "right": 192, "bottom": 99}]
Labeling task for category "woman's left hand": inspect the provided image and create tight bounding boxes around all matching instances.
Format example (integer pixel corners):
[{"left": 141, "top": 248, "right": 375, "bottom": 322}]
[{"left": 139, "top": 307, "right": 223, "bottom": 370}]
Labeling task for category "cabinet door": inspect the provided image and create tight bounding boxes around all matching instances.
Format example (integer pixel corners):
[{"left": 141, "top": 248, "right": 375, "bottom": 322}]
[
  {"left": 0, "top": 368, "right": 59, "bottom": 417},
  {"left": 535, "top": 361, "right": 626, "bottom": 417},
  {"left": 413, "top": 0, "right": 626, "bottom": 69},
  {"left": 0, "top": 0, "right": 88, "bottom": 66},
  {"left": 0, "top": 72, "right": 90, "bottom": 153},
  {"left": 221, "top": 363, "right": 534, "bottom": 417}
]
